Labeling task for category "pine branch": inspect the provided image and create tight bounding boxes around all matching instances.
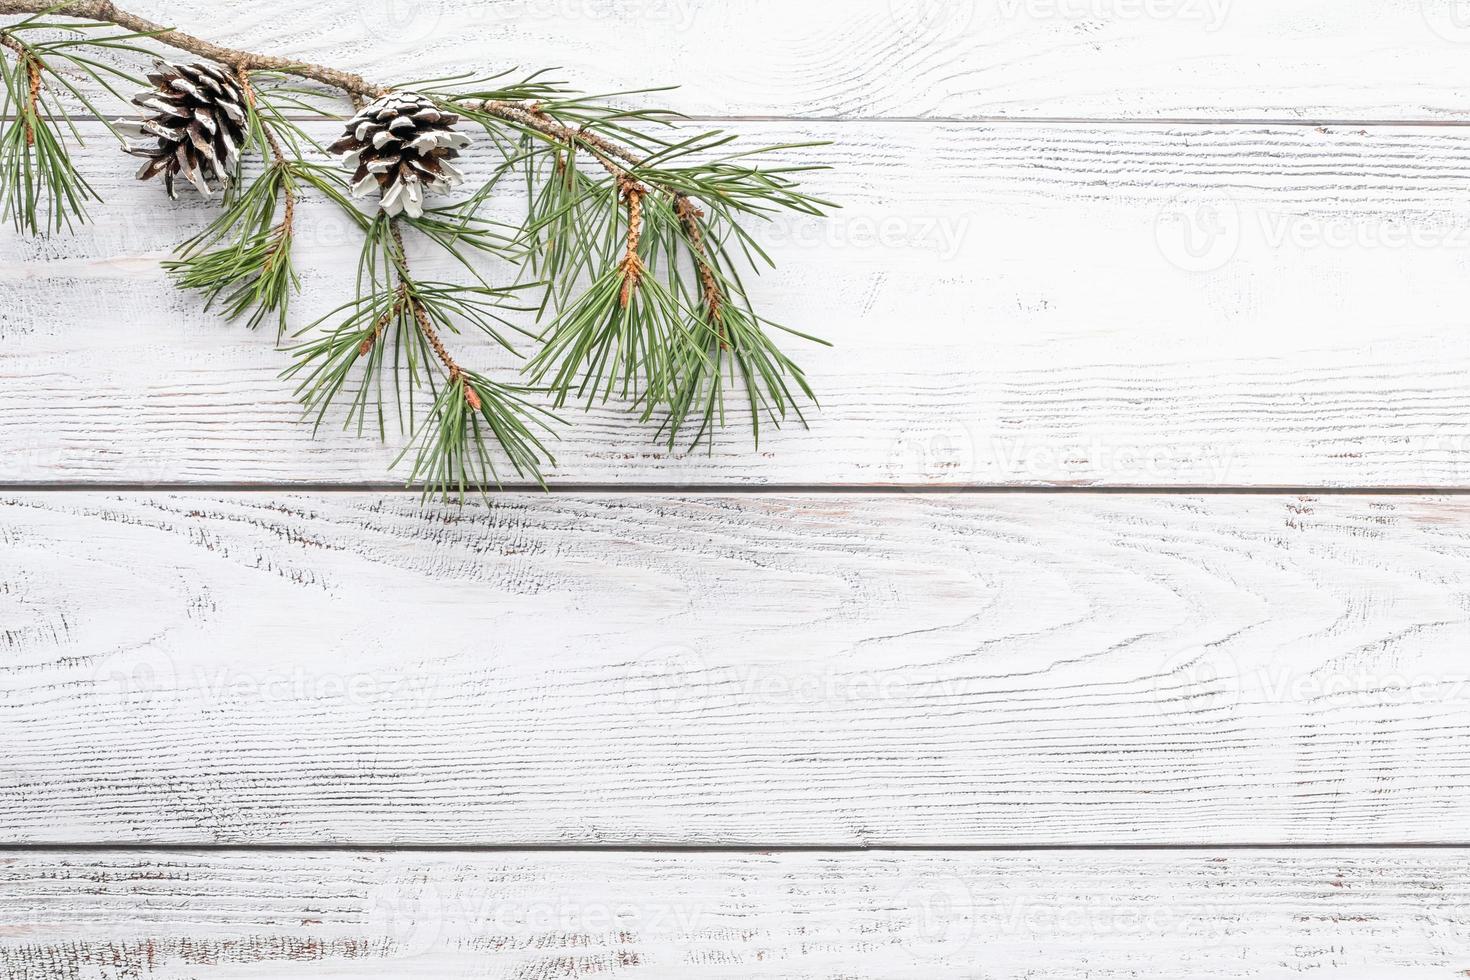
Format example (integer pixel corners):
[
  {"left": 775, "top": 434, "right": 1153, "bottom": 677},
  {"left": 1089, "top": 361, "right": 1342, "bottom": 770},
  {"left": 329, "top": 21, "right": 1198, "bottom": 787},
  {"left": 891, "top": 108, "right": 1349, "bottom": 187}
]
[
  {"left": 674, "top": 194, "right": 725, "bottom": 336},
  {"left": 390, "top": 221, "right": 463, "bottom": 383},
  {"left": 446, "top": 91, "right": 833, "bottom": 443},
  {"left": 0, "top": 1, "right": 835, "bottom": 496}
]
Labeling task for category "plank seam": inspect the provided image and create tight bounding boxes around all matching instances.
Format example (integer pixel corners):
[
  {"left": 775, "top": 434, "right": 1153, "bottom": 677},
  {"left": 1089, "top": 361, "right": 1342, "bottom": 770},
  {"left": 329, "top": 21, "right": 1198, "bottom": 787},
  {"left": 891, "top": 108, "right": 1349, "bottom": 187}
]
[
  {"left": 7, "top": 843, "right": 1470, "bottom": 853},
  {"left": 12, "top": 114, "right": 1470, "bottom": 128},
  {"left": 5, "top": 483, "right": 1470, "bottom": 495}
]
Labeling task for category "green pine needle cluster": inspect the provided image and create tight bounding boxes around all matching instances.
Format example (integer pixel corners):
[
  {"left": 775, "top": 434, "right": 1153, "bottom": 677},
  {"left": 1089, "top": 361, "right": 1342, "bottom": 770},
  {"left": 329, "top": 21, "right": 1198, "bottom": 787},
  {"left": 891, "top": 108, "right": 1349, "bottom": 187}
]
[
  {"left": 0, "top": 19, "right": 835, "bottom": 500},
  {"left": 285, "top": 214, "right": 556, "bottom": 499},
  {"left": 0, "top": 9, "right": 154, "bottom": 233},
  {"left": 166, "top": 161, "right": 299, "bottom": 332},
  {"left": 402, "top": 370, "right": 558, "bottom": 503}
]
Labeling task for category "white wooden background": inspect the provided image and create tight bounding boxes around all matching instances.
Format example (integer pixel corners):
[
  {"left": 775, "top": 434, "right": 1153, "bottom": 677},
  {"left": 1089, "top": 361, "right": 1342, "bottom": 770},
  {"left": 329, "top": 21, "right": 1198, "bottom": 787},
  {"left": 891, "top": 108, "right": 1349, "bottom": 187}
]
[{"left": 4, "top": 0, "right": 1470, "bottom": 977}]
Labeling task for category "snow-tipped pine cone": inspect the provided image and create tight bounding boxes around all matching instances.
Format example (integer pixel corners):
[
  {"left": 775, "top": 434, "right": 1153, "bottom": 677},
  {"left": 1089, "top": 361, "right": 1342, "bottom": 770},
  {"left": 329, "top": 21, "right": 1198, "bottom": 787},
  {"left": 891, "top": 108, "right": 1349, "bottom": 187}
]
[
  {"left": 330, "top": 91, "right": 471, "bottom": 218},
  {"left": 119, "top": 59, "right": 247, "bottom": 199}
]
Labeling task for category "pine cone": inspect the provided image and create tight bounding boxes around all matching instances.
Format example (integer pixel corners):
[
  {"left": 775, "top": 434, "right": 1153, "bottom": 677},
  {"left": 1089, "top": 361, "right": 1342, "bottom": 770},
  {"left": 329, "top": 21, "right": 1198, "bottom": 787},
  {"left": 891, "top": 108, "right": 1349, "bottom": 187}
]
[
  {"left": 330, "top": 92, "right": 471, "bottom": 219},
  {"left": 119, "top": 59, "right": 247, "bottom": 200}
]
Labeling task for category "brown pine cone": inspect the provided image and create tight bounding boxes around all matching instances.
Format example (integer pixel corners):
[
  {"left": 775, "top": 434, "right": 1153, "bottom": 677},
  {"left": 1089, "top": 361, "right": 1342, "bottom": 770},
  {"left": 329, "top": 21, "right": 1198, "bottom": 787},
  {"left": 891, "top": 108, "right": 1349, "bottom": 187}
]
[
  {"left": 329, "top": 91, "right": 471, "bottom": 218},
  {"left": 119, "top": 59, "right": 248, "bottom": 200}
]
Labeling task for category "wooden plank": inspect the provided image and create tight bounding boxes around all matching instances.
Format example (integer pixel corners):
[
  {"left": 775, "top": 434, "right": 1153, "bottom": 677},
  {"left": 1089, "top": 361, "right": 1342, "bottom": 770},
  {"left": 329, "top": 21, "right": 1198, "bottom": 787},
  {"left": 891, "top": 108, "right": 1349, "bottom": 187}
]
[
  {"left": 6, "top": 491, "right": 1470, "bottom": 845},
  {"left": 6, "top": 122, "right": 1470, "bottom": 487},
  {"left": 53, "top": 0, "right": 1470, "bottom": 122},
  {"left": 1, "top": 849, "right": 1466, "bottom": 978}
]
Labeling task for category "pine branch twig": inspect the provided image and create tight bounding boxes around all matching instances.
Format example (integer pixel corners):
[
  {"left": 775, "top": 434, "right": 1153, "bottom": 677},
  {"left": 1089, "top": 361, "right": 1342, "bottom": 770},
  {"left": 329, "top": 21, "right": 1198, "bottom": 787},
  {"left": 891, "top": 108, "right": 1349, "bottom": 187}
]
[
  {"left": 0, "top": 33, "right": 38, "bottom": 144},
  {"left": 618, "top": 177, "right": 644, "bottom": 309},
  {"left": 674, "top": 193, "right": 723, "bottom": 334},
  {"left": 0, "top": 0, "right": 384, "bottom": 97},
  {"left": 387, "top": 219, "right": 479, "bottom": 409},
  {"left": 0, "top": 2, "right": 651, "bottom": 183},
  {"left": 235, "top": 67, "right": 296, "bottom": 256}
]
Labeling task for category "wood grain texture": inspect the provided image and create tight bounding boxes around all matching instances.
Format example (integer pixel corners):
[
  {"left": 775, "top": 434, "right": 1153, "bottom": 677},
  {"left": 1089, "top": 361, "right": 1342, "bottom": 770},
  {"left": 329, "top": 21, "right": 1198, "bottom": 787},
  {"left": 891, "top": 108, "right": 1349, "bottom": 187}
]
[
  {"left": 7, "top": 2, "right": 1470, "bottom": 973},
  {"left": 7, "top": 122, "right": 1470, "bottom": 487},
  {"left": 3, "top": 849, "right": 1468, "bottom": 979},
  {"left": 5, "top": 491, "right": 1470, "bottom": 845},
  {"left": 42, "top": 0, "right": 1470, "bottom": 122}
]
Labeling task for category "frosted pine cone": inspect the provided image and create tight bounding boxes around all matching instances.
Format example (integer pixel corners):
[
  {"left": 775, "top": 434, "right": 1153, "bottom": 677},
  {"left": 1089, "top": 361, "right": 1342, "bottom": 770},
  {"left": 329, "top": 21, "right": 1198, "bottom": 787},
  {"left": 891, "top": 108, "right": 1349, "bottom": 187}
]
[
  {"left": 119, "top": 59, "right": 247, "bottom": 199},
  {"left": 329, "top": 91, "right": 471, "bottom": 218}
]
